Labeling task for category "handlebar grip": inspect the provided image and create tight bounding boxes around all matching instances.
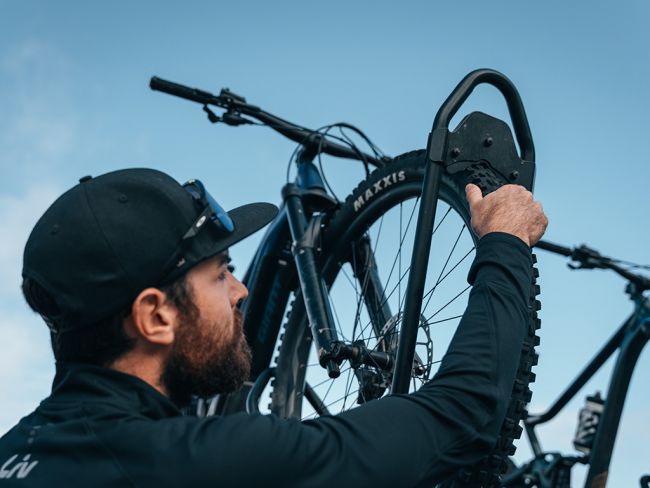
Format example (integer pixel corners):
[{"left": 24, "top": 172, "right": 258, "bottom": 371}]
[{"left": 149, "top": 76, "right": 216, "bottom": 105}]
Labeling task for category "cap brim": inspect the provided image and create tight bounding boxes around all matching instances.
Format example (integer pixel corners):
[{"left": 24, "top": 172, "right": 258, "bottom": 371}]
[
  {"left": 217, "top": 202, "right": 279, "bottom": 252},
  {"left": 163, "top": 202, "right": 279, "bottom": 285}
]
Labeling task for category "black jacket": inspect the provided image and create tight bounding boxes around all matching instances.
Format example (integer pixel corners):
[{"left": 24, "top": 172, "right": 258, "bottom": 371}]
[{"left": 0, "top": 233, "right": 532, "bottom": 487}]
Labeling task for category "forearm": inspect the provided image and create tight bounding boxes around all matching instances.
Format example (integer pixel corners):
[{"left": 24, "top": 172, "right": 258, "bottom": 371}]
[
  {"left": 198, "top": 233, "right": 533, "bottom": 487},
  {"left": 305, "top": 232, "right": 533, "bottom": 485},
  {"left": 416, "top": 232, "right": 532, "bottom": 436}
]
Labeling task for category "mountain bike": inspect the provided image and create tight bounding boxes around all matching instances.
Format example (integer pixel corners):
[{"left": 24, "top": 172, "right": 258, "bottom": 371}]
[
  {"left": 502, "top": 241, "right": 650, "bottom": 487},
  {"left": 150, "top": 69, "right": 542, "bottom": 487}
]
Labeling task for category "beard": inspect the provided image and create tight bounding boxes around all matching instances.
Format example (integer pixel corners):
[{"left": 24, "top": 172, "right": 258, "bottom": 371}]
[{"left": 161, "top": 307, "right": 252, "bottom": 407}]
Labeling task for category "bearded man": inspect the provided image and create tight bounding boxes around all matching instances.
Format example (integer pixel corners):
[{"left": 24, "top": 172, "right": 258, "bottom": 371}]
[{"left": 0, "top": 168, "right": 546, "bottom": 487}]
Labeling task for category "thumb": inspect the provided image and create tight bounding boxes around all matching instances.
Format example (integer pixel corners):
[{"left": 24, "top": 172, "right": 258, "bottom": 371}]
[{"left": 465, "top": 183, "right": 483, "bottom": 207}]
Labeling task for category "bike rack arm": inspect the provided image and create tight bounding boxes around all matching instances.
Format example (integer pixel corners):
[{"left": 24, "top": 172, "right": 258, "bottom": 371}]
[
  {"left": 428, "top": 68, "right": 535, "bottom": 163},
  {"left": 393, "top": 69, "right": 534, "bottom": 394},
  {"left": 150, "top": 76, "right": 387, "bottom": 168}
]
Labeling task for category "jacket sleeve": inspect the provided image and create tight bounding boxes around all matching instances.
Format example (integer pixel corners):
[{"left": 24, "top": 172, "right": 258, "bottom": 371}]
[{"left": 153, "top": 232, "right": 533, "bottom": 488}]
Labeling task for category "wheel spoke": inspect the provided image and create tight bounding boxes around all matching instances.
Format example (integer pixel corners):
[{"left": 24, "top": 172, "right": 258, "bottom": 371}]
[
  {"left": 398, "top": 202, "right": 403, "bottom": 316},
  {"left": 310, "top": 366, "right": 352, "bottom": 389},
  {"left": 356, "top": 203, "right": 456, "bottom": 340},
  {"left": 302, "top": 388, "right": 361, "bottom": 420},
  {"left": 420, "top": 246, "right": 474, "bottom": 311},
  {"left": 371, "top": 197, "right": 420, "bottom": 305},
  {"left": 421, "top": 225, "right": 468, "bottom": 312},
  {"left": 273, "top": 160, "right": 479, "bottom": 424},
  {"left": 304, "top": 382, "right": 331, "bottom": 416},
  {"left": 341, "top": 364, "right": 355, "bottom": 411},
  {"left": 425, "top": 285, "right": 472, "bottom": 322},
  {"left": 317, "top": 374, "right": 338, "bottom": 411}
]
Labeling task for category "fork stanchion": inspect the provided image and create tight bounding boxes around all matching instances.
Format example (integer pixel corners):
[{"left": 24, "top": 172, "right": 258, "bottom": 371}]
[{"left": 283, "top": 183, "right": 341, "bottom": 379}]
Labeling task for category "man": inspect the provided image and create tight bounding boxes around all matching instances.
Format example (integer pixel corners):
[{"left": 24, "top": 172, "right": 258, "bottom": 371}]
[{"left": 0, "top": 168, "right": 547, "bottom": 487}]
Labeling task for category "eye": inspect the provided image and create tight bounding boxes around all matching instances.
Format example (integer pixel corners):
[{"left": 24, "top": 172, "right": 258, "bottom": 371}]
[{"left": 217, "top": 264, "right": 235, "bottom": 281}]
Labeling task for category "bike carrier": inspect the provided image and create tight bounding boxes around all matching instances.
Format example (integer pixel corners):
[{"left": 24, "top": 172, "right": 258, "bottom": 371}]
[{"left": 392, "top": 68, "right": 536, "bottom": 393}]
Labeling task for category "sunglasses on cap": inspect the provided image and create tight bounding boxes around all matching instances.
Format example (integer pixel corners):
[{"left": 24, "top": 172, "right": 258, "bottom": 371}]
[{"left": 182, "top": 179, "right": 235, "bottom": 240}]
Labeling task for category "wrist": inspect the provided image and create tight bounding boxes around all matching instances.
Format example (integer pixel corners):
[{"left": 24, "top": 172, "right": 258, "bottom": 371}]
[{"left": 480, "top": 231, "right": 530, "bottom": 248}]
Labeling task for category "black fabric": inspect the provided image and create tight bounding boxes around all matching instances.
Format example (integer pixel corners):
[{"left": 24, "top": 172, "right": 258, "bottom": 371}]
[
  {"left": 1, "top": 232, "right": 532, "bottom": 487},
  {"left": 21, "top": 168, "right": 278, "bottom": 332}
]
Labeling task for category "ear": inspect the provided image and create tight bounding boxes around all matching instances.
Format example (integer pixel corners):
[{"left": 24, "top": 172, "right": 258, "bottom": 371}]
[{"left": 128, "top": 288, "right": 178, "bottom": 346}]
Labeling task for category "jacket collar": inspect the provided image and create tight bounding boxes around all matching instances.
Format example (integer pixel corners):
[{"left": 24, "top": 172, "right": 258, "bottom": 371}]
[{"left": 43, "top": 362, "right": 182, "bottom": 419}]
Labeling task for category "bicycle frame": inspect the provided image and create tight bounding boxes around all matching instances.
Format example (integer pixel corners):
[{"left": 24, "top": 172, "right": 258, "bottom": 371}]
[
  {"left": 150, "top": 70, "right": 538, "bottom": 419},
  {"left": 519, "top": 289, "right": 650, "bottom": 487}
]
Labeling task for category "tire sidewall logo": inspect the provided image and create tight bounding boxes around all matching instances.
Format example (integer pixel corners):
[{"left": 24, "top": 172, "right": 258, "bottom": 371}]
[{"left": 353, "top": 170, "right": 406, "bottom": 212}]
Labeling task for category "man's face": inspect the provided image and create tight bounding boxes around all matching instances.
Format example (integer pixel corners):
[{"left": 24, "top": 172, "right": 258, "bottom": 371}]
[{"left": 161, "top": 252, "right": 250, "bottom": 406}]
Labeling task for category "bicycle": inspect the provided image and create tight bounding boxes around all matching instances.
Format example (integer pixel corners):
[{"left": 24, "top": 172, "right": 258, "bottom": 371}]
[
  {"left": 502, "top": 241, "right": 650, "bottom": 487},
  {"left": 150, "top": 68, "right": 542, "bottom": 487}
]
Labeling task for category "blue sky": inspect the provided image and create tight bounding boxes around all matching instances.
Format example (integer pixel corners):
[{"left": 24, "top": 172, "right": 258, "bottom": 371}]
[{"left": 1, "top": 1, "right": 649, "bottom": 485}]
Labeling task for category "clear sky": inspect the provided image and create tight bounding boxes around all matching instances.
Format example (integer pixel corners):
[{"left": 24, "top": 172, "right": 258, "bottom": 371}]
[{"left": 1, "top": 1, "right": 649, "bottom": 486}]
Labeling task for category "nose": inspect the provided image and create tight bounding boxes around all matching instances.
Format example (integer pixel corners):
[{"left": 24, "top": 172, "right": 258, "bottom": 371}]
[{"left": 231, "top": 276, "right": 248, "bottom": 307}]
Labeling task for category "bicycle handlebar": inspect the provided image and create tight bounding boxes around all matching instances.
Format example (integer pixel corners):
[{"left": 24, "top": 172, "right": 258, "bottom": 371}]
[
  {"left": 534, "top": 239, "right": 572, "bottom": 257},
  {"left": 150, "top": 77, "right": 227, "bottom": 107},
  {"left": 535, "top": 239, "right": 650, "bottom": 291},
  {"left": 150, "top": 76, "right": 387, "bottom": 168}
]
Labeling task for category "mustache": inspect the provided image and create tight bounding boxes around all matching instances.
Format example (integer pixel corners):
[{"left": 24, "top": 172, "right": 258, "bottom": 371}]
[
  {"left": 233, "top": 307, "right": 244, "bottom": 326},
  {"left": 234, "top": 307, "right": 244, "bottom": 331}
]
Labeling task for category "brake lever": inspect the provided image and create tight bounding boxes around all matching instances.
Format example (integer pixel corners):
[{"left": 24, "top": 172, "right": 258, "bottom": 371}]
[
  {"left": 222, "top": 110, "right": 254, "bottom": 126},
  {"left": 203, "top": 105, "right": 221, "bottom": 124},
  {"left": 568, "top": 245, "right": 611, "bottom": 270}
]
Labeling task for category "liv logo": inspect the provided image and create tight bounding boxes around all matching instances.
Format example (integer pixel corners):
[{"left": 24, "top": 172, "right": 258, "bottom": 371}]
[{"left": 0, "top": 454, "right": 39, "bottom": 479}]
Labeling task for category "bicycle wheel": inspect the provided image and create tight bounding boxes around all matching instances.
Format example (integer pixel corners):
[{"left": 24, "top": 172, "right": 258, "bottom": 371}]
[{"left": 269, "top": 150, "right": 541, "bottom": 486}]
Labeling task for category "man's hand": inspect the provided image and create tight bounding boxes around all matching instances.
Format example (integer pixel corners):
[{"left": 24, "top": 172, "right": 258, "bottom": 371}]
[{"left": 465, "top": 184, "right": 548, "bottom": 247}]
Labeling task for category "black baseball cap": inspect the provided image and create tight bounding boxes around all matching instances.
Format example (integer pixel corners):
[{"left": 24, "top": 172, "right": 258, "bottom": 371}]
[{"left": 22, "top": 168, "right": 278, "bottom": 333}]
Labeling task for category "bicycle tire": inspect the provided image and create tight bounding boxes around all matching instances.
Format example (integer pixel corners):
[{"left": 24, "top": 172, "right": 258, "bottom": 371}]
[{"left": 270, "top": 149, "right": 541, "bottom": 487}]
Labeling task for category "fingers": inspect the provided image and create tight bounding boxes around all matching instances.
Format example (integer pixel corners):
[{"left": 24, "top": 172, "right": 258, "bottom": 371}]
[
  {"left": 528, "top": 202, "right": 549, "bottom": 246},
  {"left": 465, "top": 184, "right": 483, "bottom": 207},
  {"left": 466, "top": 182, "right": 548, "bottom": 246}
]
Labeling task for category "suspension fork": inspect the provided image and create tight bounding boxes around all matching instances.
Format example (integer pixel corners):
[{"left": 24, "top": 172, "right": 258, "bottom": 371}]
[
  {"left": 283, "top": 154, "right": 398, "bottom": 381},
  {"left": 283, "top": 183, "right": 342, "bottom": 378}
]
